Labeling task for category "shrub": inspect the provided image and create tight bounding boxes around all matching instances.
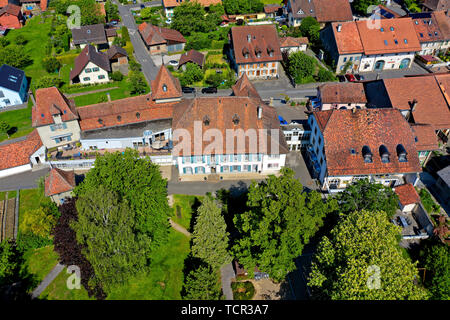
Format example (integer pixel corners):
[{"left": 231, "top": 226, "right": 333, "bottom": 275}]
[
  {"left": 110, "top": 71, "right": 124, "bottom": 81},
  {"left": 15, "top": 35, "right": 27, "bottom": 45},
  {"left": 419, "top": 188, "right": 441, "bottom": 213},
  {"left": 16, "top": 232, "right": 53, "bottom": 252},
  {"left": 205, "top": 72, "right": 224, "bottom": 87},
  {"left": 42, "top": 56, "right": 62, "bottom": 73},
  {"left": 167, "top": 65, "right": 174, "bottom": 72},
  {"left": 231, "top": 281, "right": 255, "bottom": 300},
  {"left": 33, "top": 75, "right": 63, "bottom": 90},
  {"left": 317, "top": 68, "right": 336, "bottom": 82},
  {"left": 121, "top": 26, "right": 130, "bottom": 42},
  {"left": 0, "top": 37, "right": 9, "bottom": 48}
]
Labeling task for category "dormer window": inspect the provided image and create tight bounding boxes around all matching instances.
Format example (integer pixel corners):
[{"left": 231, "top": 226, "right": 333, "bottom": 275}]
[
  {"left": 136, "top": 112, "right": 140, "bottom": 119},
  {"left": 242, "top": 47, "right": 249, "bottom": 59},
  {"left": 362, "top": 145, "right": 372, "bottom": 163},
  {"left": 203, "top": 115, "right": 210, "bottom": 126},
  {"left": 379, "top": 145, "right": 390, "bottom": 163},
  {"left": 396, "top": 144, "right": 407, "bottom": 162},
  {"left": 162, "top": 84, "right": 167, "bottom": 92},
  {"left": 117, "top": 115, "right": 122, "bottom": 122},
  {"left": 267, "top": 45, "right": 274, "bottom": 57},
  {"left": 232, "top": 114, "right": 240, "bottom": 125},
  {"left": 98, "top": 118, "right": 103, "bottom": 124}
]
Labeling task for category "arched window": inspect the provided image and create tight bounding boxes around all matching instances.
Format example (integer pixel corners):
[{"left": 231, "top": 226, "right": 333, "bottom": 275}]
[
  {"left": 232, "top": 114, "right": 240, "bottom": 125},
  {"left": 396, "top": 144, "right": 407, "bottom": 162},
  {"left": 362, "top": 145, "right": 372, "bottom": 163},
  {"left": 117, "top": 115, "right": 122, "bottom": 122},
  {"left": 162, "top": 84, "right": 167, "bottom": 92},
  {"left": 379, "top": 145, "right": 390, "bottom": 163},
  {"left": 203, "top": 115, "right": 210, "bottom": 126},
  {"left": 136, "top": 112, "right": 140, "bottom": 119}
]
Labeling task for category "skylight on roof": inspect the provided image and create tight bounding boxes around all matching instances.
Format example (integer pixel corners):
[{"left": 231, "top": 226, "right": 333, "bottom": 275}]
[
  {"left": 404, "top": 39, "right": 408, "bottom": 44},
  {"left": 390, "top": 27, "right": 394, "bottom": 31},
  {"left": 380, "top": 27, "right": 384, "bottom": 32},
  {"left": 394, "top": 39, "right": 398, "bottom": 45},
  {"left": 384, "top": 40, "right": 388, "bottom": 45}
]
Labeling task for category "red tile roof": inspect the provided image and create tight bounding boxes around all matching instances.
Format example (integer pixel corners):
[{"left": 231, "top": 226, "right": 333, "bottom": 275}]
[
  {"left": 410, "top": 124, "right": 439, "bottom": 151},
  {"left": 231, "top": 25, "right": 282, "bottom": 65},
  {"left": 0, "top": 0, "right": 8, "bottom": 7},
  {"left": 383, "top": 74, "right": 450, "bottom": 130},
  {"left": 77, "top": 94, "right": 175, "bottom": 131},
  {"left": 150, "top": 64, "right": 182, "bottom": 101},
  {"left": 138, "top": 22, "right": 186, "bottom": 46},
  {"left": 410, "top": 12, "right": 444, "bottom": 43},
  {"left": 163, "top": 0, "right": 221, "bottom": 7},
  {"left": 356, "top": 18, "right": 421, "bottom": 55},
  {"left": 0, "top": 130, "right": 43, "bottom": 171},
  {"left": 0, "top": 3, "right": 21, "bottom": 16},
  {"left": 172, "top": 97, "right": 289, "bottom": 156},
  {"left": 394, "top": 183, "right": 421, "bottom": 207},
  {"left": 313, "top": 0, "right": 353, "bottom": 23},
  {"left": 32, "top": 87, "right": 78, "bottom": 127},
  {"left": 178, "top": 49, "right": 205, "bottom": 69},
  {"left": 315, "top": 108, "right": 422, "bottom": 176},
  {"left": 279, "top": 36, "right": 309, "bottom": 48},
  {"left": 331, "top": 22, "right": 364, "bottom": 54},
  {"left": 433, "top": 10, "right": 450, "bottom": 40},
  {"left": 232, "top": 73, "right": 260, "bottom": 99},
  {"left": 44, "top": 168, "right": 75, "bottom": 197},
  {"left": 319, "top": 83, "right": 367, "bottom": 104},
  {"left": 264, "top": 4, "right": 281, "bottom": 14}
]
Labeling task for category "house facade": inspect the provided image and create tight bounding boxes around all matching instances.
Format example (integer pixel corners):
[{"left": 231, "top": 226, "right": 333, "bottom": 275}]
[
  {"left": 44, "top": 168, "right": 75, "bottom": 205},
  {"left": 281, "top": 120, "right": 311, "bottom": 151},
  {"left": 138, "top": 22, "right": 186, "bottom": 54},
  {"left": 162, "top": 0, "right": 222, "bottom": 18},
  {"left": 316, "top": 83, "right": 367, "bottom": 110},
  {"left": 69, "top": 45, "right": 111, "bottom": 84},
  {"left": 409, "top": 11, "right": 450, "bottom": 56},
  {"left": 279, "top": 36, "right": 309, "bottom": 54},
  {"left": 286, "top": 0, "right": 353, "bottom": 27},
  {"left": 307, "top": 108, "right": 422, "bottom": 193},
  {"left": 0, "top": 64, "right": 28, "bottom": 108},
  {"left": 322, "top": 18, "right": 422, "bottom": 73},
  {"left": 229, "top": 25, "right": 282, "bottom": 80}
]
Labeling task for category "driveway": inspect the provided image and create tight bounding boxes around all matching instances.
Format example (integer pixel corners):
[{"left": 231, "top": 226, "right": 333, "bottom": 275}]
[
  {"left": 0, "top": 167, "right": 50, "bottom": 191},
  {"left": 358, "top": 61, "right": 429, "bottom": 81},
  {"left": 152, "top": 53, "right": 182, "bottom": 67}
]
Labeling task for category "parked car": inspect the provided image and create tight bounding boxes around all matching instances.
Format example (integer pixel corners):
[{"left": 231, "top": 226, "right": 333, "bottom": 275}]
[
  {"left": 345, "top": 73, "right": 356, "bottom": 82},
  {"left": 169, "top": 60, "right": 178, "bottom": 66},
  {"left": 337, "top": 75, "right": 346, "bottom": 82},
  {"left": 354, "top": 74, "right": 365, "bottom": 81},
  {"left": 201, "top": 87, "right": 217, "bottom": 94},
  {"left": 182, "top": 87, "right": 196, "bottom": 93},
  {"left": 140, "top": 4, "right": 145, "bottom": 8}
]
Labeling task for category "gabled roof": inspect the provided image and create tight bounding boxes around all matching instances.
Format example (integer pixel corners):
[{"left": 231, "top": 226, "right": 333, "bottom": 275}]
[
  {"left": 313, "top": 0, "right": 353, "bottom": 23},
  {"left": 409, "top": 12, "right": 444, "bottom": 43},
  {"left": 433, "top": 10, "right": 450, "bottom": 40},
  {"left": 437, "top": 165, "right": 450, "bottom": 186},
  {"left": 70, "top": 44, "right": 111, "bottom": 80},
  {"left": 232, "top": 73, "right": 260, "bottom": 99},
  {"left": 138, "top": 22, "right": 186, "bottom": 46},
  {"left": 410, "top": 124, "right": 439, "bottom": 151},
  {"left": 319, "top": 83, "right": 367, "bottom": 104},
  {"left": 0, "top": 130, "right": 42, "bottom": 171},
  {"left": 44, "top": 168, "right": 75, "bottom": 197},
  {"left": 77, "top": 94, "right": 174, "bottom": 131},
  {"left": 150, "top": 64, "right": 182, "bottom": 101},
  {"left": 331, "top": 21, "right": 364, "bottom": 54},
  {"left": 0, "top": 3, "right": 21, "bottom": 16},
  {"left": 230, "top": 25, "right": 282, "bottom": 65},
  {"left": 383, "top": 74, "right": 450, "bottom": 130},
  {"left": 421, "top": 0, "right": 449, "bottom": 11},
  {"left": 394, "top": 183, "right": 421, "bottom": 207},
  {"left": 71, "top": 24, "right": 107, "bottom": 45},
  {"left": 106, "top": 45, "right": 128, "bottom": 60},
  {"left": 178, "top": 49, "right": 205, "bottom": 68},
  {"left": 0, "top": 64, "right": 25, "bottom": 92},
  {"left": 371, "top": 5, "right": 402, "bottom": 19},
  {"left": 172, "top": 97, "right": 289, "bottom": 156},
  {"left": 279, "top": 36, "right": 309, "bottom": 48},
  {"left": 264, "top": 4, "right": 281, "bottom": 14},
  {"left": 314, "top": 108, "right": 422, "bottom": 177},
  {"left": 32, "top": 87, "right": 78, "bottom": 127},
  {"left": 162, "top": 0, "right": 221, "bottom": 8}
]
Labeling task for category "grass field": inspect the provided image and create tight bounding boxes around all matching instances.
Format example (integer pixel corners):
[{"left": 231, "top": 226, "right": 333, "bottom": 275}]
[
  {"left": 18, "top": 189, "right": 43, "bottom": 234},
  {"left": 260, "top": 0, "right": 283, "bottom": 4},
  {"left": 0, "top": 106, "right": 34, "bottom": 143},
  {"left": 171, "top": 194, "right": 204, "bottom": 231},
  {"left": 23, "top": 245, "right": 59, "bottom": 287},
  {"left": 106, "top": 230, "right": 190, "bottom": 300}
]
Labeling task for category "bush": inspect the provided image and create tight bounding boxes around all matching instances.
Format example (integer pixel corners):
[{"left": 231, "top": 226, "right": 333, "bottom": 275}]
[
  {"left": 110, "top": 71, "right": 124, "bottom": 81},
  {"left": 419, "top": 189, "right": 441, "bottom": 213},
  {"left": 205, "top": 73, "right": 224, "bottom": 87},
  {"left": 33, "top": 75, "right": 64, "bottom": 89},
  {"left": 121, "top": 26, "right": 130, "bottom": 42},
  {"left": 17, "top": 232, "right": 53, "bottom": 252},
  {"left": 15, "top": 35, "right": 27, "bottom": 45},
  {"left": 231, "top": 281, "right": 255, "bottom": 300},
  {"left": 317, "top": 68, "right": 336, "bottom": 82},
  {"left": 42, "top": 56, "right": 62, "bottom": 73},
  {"left": 186, "top": 32, "right": 210, "bottom": 51},
  {"left": 180, "top": 62, "right": 203, "bottom": 86},
  {"left": 0, "top": 37, "right": 9, "bottom": 48},
  {"left": 167, "top": 65, "right": 174, "bottom": 72}
]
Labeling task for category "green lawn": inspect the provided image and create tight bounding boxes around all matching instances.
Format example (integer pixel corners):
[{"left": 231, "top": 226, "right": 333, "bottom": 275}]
[
  {"left": 0, "top": 191, "right": 6, "bottom": 201},
  {"left": 39, "top": 266, "right": 94, "bottom": 300},
  {"left": 23, "top": 245, "right": 59, "bottom": 288},
  {"left": 0, "top": 106, "right": 34, "bottom": 143},
  {"left": 106, "top": 229, "right": 190, "bottom": 300},
  {"left": 18, "top": 189, "right": 43, "bottom": 234},
  {"left": 260, "top": 0, "right": 283, "bottom": 4},
  {"left": 171, "top": 194, "right": 204, "bottom": 231}
]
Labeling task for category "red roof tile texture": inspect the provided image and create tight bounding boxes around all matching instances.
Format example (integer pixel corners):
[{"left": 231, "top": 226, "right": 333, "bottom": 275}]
[
  {"left": 394, "top": 183, "right": 421, "bottom": 206},
  {"left": 319, "top": 83, "right": 367, "bottom": 104},
  {"left": 150, "top": 64, "right": 182, "bottom": 101},
  {"left": 315, "top": 108, "right": 422, "bottom": 176},
  {"left": 32, "top": 87, "right": 78, "bottom": 127},
  {"left": 313, "top": 0, "right": 353, "bottom": 23},
  {"left": 410, "top": 12, "right": 444, "bottom": 43},
  {"left": 138, "top": 22, "right": 186, "bottom": 46},
  {"left": 44, "top": 168, "right": 75, "bottom": 196},
  {"left": 232, "top": 73, "right": 260, "bottom": 99},
  {"left": 279, "top": 36, "right": 309, "bottom": 47},
  {"left": 433, "top": 10, "right": 450, "bottom": 40},
  {"left": 163, "top": 0, "right": 221, "bottom": 7},
  {"left": 231, "top": 25, "right": 282, "bottom": 65},
  {"left": 383, "top": 74, "right": 450, "bottom": 130},
  {"left": 410, "top": 124, "right": 439, "bottom": 151},
  {"left": 178, "top": 49, "right": 205, "bottom": 68},
  {"left": 0, "top": 130, "right": 43, "bottom": 171},
  {"left": 331, "top": 21, "right": 364, "bottom": 54},
  {"left": 172, "top": 97, "right": 289, "bottom": 156}
]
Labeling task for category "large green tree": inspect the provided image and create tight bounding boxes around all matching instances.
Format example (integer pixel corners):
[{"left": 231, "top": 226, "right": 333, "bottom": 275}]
[
  {"left": 180, "top": 62, "right": 204, "bottom": 87},
  {"left": 352, "top": 0, "right": 381, "bottom": 15},
  {"left": 308, "top": 209, "right": 428, "bottom": 300},
  {"left": 172, "top": 2, "right": 210, "bottom": 36},
  {"left": 191, "top": 196, "right": 231, "bottom": 270},
  {"left": 72, "top": 186, "right": 148, "bottom": 293},
  {"left": 232, "top": 168, "right": 338, "bottom": 282},
  {"left": 299, "top": 17, "right": 320, "bottom": 46},
  {"left": 183, "top": 264, "right": 222, "bottom": 300},
  {"left": 287, "top": 52, "right": 315, "bottom": 84},
  {"left": 0, "top": 241, "right": 21, "bottom": 287},
  {"left": 74, "top": 149, "right": 170, "bottom": 257},
  {"left": 0, "top": 45, "right": 32, "bottom": 69},
  {"left": 335, "top": 179, "right": 399, "bottom": 218},
  {"left": 422, "top": 243, "right": 449, "bottom": 300}
]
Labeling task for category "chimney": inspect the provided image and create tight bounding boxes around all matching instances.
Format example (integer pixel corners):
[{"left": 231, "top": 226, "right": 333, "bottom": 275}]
[
  {"left": 247, "top": 34, "right": 251, "bottom": 43},
  {"left": 410, "top": 99, "right": 418, "bottom": 112},
  {"left": 257, "top": 106, "right": 262, "bottom": 119},
  {"left": 337, "top": 24, "right": 342, "bottom": 32},
  {"left": 352, "top": 107, "right": 356, "bottom": 114}
]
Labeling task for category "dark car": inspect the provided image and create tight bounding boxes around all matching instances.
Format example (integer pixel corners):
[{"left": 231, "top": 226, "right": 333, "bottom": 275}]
[
  {"left": 201, "top": 87, "right": 217, "bottom": 94},
  {"left": 337, "top": 75, "right": 346, "bottom": 82},
  {"left": 182, "top": 87, "right": 196, "bottom": 93},
  {"left": 354, "top": 74, "right": 365, "bottom": 81},
  {"left": 345, "top": 73, "right": 356, "bottom": 82},
  {"left": 140, "top": 4, "right": 145, "bottom": 8}
]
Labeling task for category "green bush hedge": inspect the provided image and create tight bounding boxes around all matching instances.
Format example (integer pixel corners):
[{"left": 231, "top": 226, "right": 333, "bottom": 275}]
[
  {"left": 419, "top": 188, "right": 441, "bottom": 213},
  {"left": 231, "top": 281, "right": 255, "bottom": 300}
]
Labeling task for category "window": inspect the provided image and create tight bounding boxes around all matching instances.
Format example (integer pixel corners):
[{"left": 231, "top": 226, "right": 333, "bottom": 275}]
[
  {"left": 85, "top": 68, "right": 92, "bottom": 73},
  {"left": 83, "top": 77, "right": 90, "bottom": 81},
  {"left": 362, "top": 145, "right": 372, "bottom": 163},
  {"left": 404, "top": 39, "right": 408, "bottom": 44},
  {"left": 343, "top": 57, "right": 347, "bottom": 62},
  {"left": 390, "top": 27, "right": 394, "bottom": 31},
  {"left": 329, "top": 179, "right": 340, "bottom": 189},
  {"left": 384, "top": 40, "right": 388, "bottom": 45},
  {"left": 379, "top": 145, "right": 390, "bottom": 163},
  {"left": 163, "top": 84, "right": 167, "bottom": 92},
  {"left": 394, "top": 39, "right": 398, "bottom": 45},
  {"left": 0, "top": 91, "right": 4, "bottom": 98},
  {"left": 380, "top": 28, "right": 384, "bottom": 32},
  {"left": 3, "top": 99, "right": 10, "bottom": 105},
  {"left": 268, "top": 163, "right": 279, "bottom": 169},
  {"left": 98, "top": 75, "right": 105, "bottom": 79},
  {"left": 92, "top": 67, "right": 100, "bottom": 72}
]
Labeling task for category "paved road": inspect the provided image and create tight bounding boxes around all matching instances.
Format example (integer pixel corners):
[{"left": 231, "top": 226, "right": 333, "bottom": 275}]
[
  {"left": 220, "top": 263, "right": 235, "bottom": 300},
  {"left": 117, "top": 0, "right": 160, "bottom": 83},
  {"left": 0, "top": 167, "right": 50, "bottom": 191}
]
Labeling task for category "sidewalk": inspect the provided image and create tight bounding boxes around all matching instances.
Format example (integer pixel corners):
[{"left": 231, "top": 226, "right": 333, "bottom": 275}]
[
  {"left": 31, "top": 263, "right": 65, "bottom": 299},
  {"left": 65, "top": 87, "right": 120, "bottom": 98}
]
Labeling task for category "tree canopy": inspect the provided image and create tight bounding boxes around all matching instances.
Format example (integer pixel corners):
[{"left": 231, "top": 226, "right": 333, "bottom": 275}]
[
  {"left": 180, "top": 62, "right": 204, "bottom": 87},
  {"left": 308, "top": 209, "right": 428, "bottom": 300},
  {"left": 172, "top": 2, "right": 218, "bottom": 36},
  {"left": 335, "top": 179, "right": 399, "bottom": 218},
  {"left": 183, "top": 264, "right": 222, "bottom": 300},
  {"left": 422, "top": 242, "right": 449, "bottom": 300},
  {"left": 232, "top": 168, "right": 338, "bottom": 282},
  {"left": 191, "top": 196, "right": 231, "bottom": 270},
  {"left": 287, "top": 52, "right": 315, "bottom": 84},
  {"left": 74, "top": 149, "right": 170, "bottom": 256},
  {"left": 223, "top": 0, "right": 264, "bottom": 15}
]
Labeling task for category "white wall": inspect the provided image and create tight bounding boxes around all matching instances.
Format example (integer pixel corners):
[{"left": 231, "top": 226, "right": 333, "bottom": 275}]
[
  {"left": 0, "top": 86, "right": 25, "bottom": 108},
  {"left": 77, "top": 61, "right": 110, "bottom": 84},
  {"left": 37, "top": 119, "right": 81, "bottom": 149},
  {"left": 80, "top": 137, "right": 144, "bottom": 150},
  {"left": 0, "top": 164, "right": 31, "bottom": 178},
  {"left": 358, "top": 52, "right": 415, "bottom": 72},
  {"left": 238, "top": 61, "right": 279, "bottom": 79}
]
